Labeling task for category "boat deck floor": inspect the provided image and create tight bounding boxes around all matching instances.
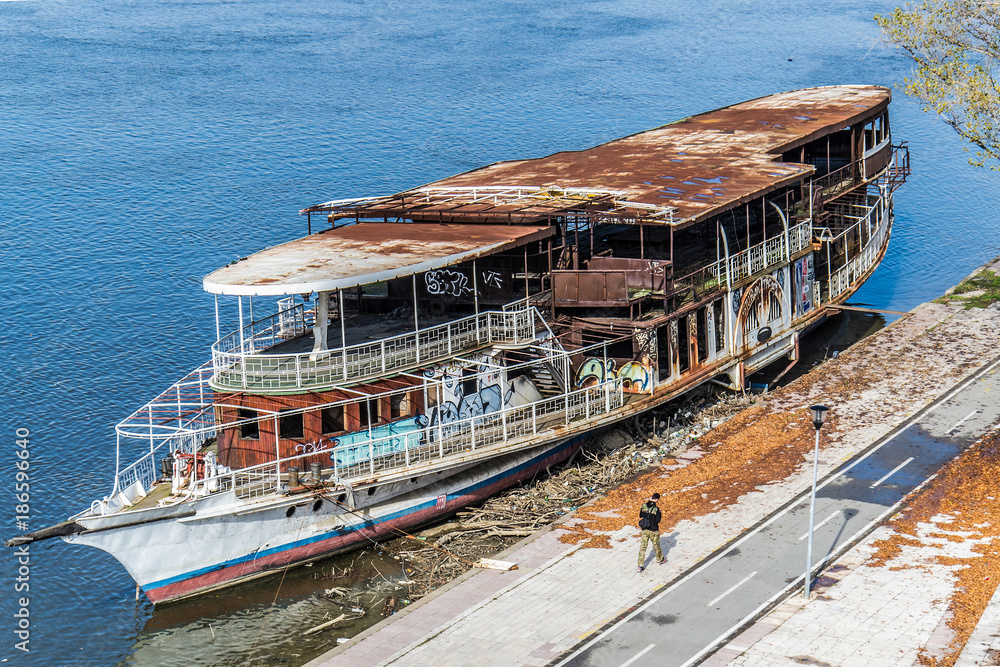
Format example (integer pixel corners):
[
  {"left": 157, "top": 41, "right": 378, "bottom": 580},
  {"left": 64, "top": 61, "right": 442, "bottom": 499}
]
[{"left": 127, "top": 481, "right": 173, "bottom": 512}]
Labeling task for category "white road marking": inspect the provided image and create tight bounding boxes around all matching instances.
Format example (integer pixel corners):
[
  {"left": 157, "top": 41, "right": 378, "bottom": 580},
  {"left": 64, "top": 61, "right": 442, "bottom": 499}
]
[
  {"left": 707, "top": 571, "right": 758, "bottom": 607},
  {"left": 554, "top": 354, "right": 1000, "bottom": 667},
  {"left": 620, "top": 644, "right": 655, "bottom": 667},
  {"left": 948, "top": 409, "right": 980, "bottom": 434},
  {"left": 870, "top": 457, "right": 914, "bottom": 488},
  {"left": 799, "top": 511, "right": 840, "bottom": 540}
]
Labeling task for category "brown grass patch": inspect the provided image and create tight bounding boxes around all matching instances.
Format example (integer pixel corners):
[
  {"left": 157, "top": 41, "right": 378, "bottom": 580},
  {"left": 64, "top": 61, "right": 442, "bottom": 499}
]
[
  {"left": 865, "top": 431, "right": 1000, "bottom": 666},
  {"left": 559, "top": 405, "right": 823, "bottom": 545}
]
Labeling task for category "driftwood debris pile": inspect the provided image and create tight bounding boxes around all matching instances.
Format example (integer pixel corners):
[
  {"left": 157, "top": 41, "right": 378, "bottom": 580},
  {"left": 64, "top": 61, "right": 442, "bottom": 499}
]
[{"left": 391, "top": 389, "right": 754, "bottom": 600}]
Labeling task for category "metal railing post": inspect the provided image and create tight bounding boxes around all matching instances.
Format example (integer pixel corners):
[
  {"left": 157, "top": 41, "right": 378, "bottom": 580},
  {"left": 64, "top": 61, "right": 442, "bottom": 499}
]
[
  {"left": 532, "top": 403, "right": 537, "bottom": 434},
  {"left": 470, "top": 418, "right": 476, "bottom": 451}
]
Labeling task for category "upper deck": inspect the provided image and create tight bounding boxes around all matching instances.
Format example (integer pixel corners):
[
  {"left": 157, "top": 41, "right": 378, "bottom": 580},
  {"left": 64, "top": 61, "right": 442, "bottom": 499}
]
[
  {"left": 303, "top": 85, "right": 890, "bottom": 229},
  {"left": 203, "top": 85, "right": 898, "bottom": 396}
]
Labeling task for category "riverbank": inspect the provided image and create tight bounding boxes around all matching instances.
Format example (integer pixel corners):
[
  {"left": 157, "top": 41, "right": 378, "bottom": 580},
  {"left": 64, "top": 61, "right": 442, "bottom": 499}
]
[{"left": 304, "top": 260, "right": 1000, "bottom": 666}]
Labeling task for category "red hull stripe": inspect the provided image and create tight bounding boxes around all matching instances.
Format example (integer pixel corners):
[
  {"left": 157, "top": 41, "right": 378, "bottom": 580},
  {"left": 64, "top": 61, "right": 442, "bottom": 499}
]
[{"left": 145, "top": 436, "right": 583, "bottom": 602}]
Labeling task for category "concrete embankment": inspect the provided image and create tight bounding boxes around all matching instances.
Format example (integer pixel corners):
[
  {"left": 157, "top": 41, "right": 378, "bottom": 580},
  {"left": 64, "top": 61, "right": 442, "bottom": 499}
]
[{"left": 305, "top": 257, "right": 1000, "bottom": 667}]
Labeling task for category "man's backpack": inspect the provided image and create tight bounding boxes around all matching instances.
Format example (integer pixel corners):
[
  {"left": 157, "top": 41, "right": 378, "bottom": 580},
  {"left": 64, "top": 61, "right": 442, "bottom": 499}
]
[{"left": 638, "top": 503, "right": 652, "bottom": 530}]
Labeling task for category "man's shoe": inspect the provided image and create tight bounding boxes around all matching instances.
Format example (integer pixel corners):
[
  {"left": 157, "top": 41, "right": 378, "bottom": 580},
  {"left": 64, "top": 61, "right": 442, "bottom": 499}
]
[
  {"left": 637, "top": 565, "right": 645, "bottom": 573},
  {"left": 658, "top": 557, "right": 667, "bottom": 565}
]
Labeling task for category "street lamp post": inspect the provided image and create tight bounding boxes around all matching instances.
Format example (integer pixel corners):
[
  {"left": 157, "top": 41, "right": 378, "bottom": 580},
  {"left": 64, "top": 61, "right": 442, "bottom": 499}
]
[{"left": 804, "top": 404, "right": 829, "bottom": 600}]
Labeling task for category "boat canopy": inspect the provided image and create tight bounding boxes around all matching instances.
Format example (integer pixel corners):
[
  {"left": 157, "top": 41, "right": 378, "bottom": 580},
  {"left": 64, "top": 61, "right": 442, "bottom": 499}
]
[{"left": 202, "top": 222, "right": 554, "bottom": 296}]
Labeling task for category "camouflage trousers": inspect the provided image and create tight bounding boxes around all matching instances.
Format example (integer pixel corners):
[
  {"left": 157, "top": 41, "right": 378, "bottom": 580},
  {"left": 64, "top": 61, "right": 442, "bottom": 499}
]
[{"left": 637, "top": 529, "right": 663, "bottom": 566}]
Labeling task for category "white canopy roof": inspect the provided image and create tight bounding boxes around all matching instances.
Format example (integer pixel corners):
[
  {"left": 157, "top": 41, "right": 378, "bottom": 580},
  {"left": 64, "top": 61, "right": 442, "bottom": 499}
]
[{"left": 203, "top": 222, "right": 554, "bottom": 296}]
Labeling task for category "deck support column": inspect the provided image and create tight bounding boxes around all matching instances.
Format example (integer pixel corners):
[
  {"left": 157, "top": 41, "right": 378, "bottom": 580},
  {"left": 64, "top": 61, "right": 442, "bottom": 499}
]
[
  {"left": 237, "top": 297, "right": 246, "bottom": 352},
  {"left": 338, "top": 290, "right": 346, "bottom": 349},
  {"left": 473, "top": 260, "right": 480, "bottom": 343},
  {"left": 274, "top": 415, "right": 281, "bottom": 483},
  {"left": 339, "top": 290, "right": 347, "bottom": 380},
  {"left": 413, "top": 275, "right": 421, "bottom": 364},
  {"left": 214, "top": 294, "right": 221, "bottom": 342},
  {"left": 311, "top": 291, "right": 330, "bottom": 357},
  {"left": 524, "top": 247, "right": 529, "bottom": 298}
]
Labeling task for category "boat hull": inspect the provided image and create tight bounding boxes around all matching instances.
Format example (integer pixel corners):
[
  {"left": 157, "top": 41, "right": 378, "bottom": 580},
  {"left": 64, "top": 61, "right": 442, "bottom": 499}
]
[{"left": 65, "top": 432, "right": 588, "bottom": 604}]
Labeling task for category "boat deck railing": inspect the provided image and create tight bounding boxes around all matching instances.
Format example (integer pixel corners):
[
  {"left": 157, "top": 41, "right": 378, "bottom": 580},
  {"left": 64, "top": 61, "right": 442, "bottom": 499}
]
[
  {"left": 671, "top": 219, "right": 812, "bottom": 300},
  {"left": 827, "top": 197, "right": 889, "bottom": 300},
  {"left": 727, "top": 219, "right": 812, "bottom": 285},
  {"left": 200, "top": 376, "right": 627, "bottom": 502},
  {"left": 210, "top": 305, "right": 537, "bottom": 392},
  {"left": 95, "top": 373, "right": 627, "bottom": 512}
]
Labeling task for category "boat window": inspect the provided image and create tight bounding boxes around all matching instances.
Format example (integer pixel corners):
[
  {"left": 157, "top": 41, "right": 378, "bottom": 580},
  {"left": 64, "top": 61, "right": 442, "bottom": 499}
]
[
  {"left": 238, "top": 408, "right": 259, "bottom": 440},
  {"left": 696, "top": 307, "right": 708, "bottom": 364},
  {"left": 358, "top": 399, "right": 379, "bottom": 429},
  {"left": 603, "top": 338, "right": 633, "bottom": 360},
  {"left": 678, "top": 317, "right": 690, "bottom": 374},
  {"left": 656, "top": 325, "right": 672, "bottom": 380},
  {"left": 713, "top": 299, "right": 726, "bottom": 354},
  {"left": 390, "top": 393, "right": 409, "bottom": 419},
  {"left": 461, "top": 368, "right": 478, "bottom": 397},
  {"left": 321, "top": 406, "right": 345, "bottom": 435},
  {"left": 279, "top": 411, "right": 304, "bottom": 439},
  {"left": 426, "top": 385, "right": 440, "bottom": 409}
]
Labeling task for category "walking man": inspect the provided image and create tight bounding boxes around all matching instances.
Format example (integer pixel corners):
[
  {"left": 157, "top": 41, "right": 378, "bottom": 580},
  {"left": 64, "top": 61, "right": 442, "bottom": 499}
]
[{"left": 637, "top": 493, "right": 666, "bottom": 572}]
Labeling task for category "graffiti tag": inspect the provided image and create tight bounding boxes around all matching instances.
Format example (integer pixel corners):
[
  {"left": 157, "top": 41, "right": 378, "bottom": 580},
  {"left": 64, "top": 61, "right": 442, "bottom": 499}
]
[{"left": 425, "top": 269, "right": 472, "bottom": 297}]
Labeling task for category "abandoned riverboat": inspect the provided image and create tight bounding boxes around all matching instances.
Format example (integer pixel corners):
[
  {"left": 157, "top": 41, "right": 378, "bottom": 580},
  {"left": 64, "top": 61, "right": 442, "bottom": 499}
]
[{"left": 10, "top": 85, "right": 909, "bottom": 604}]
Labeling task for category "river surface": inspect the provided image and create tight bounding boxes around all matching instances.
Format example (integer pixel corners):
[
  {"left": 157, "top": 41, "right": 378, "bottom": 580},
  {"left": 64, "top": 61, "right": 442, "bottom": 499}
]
[{"left": 3, "top": 0, "right": 1000, "bottom": 665}]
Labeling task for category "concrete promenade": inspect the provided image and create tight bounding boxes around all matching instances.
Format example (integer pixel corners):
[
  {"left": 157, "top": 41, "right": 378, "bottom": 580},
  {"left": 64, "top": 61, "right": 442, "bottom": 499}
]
[{"left": 307, "top": 267, "right": 1000, "bottom": 667}]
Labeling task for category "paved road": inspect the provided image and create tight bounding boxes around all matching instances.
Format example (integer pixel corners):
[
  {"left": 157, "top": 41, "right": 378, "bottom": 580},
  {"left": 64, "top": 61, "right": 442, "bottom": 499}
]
[{"left": 558, "top": 358, "right": 1000, "bottom": 667}]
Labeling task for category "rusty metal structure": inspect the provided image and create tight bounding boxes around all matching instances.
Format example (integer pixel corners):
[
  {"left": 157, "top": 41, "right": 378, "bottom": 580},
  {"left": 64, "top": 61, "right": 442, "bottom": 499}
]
[
  {"left": 289, "top": 84, "right": 909, "bottom": 391},
  {"left": 14, "top": 86, "right": 909, "bottom": 605}
]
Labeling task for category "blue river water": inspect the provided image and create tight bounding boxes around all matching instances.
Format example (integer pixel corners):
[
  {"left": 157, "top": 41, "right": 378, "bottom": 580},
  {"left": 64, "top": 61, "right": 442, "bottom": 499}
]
[{"left": 2, "top": 0, "right": 999, "bottom": 665}]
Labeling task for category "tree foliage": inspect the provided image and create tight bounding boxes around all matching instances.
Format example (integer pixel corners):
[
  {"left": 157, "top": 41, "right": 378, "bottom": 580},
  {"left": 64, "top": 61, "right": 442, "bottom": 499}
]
[{"left": 876, "top": 0, "right": 1000, "bottom": 168}]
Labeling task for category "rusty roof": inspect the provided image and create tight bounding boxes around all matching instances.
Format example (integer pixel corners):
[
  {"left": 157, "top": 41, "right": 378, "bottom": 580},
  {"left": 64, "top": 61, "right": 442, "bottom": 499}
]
[
  {"left": 304, "top": 85, "right": 890, "bottom": 228},
  {"left": 203, "top": 223, "right": 553, "bottom": 296}
]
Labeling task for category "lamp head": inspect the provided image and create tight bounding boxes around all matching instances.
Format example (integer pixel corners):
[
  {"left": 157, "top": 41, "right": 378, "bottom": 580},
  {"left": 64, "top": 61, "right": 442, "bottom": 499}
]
[{"left": 809, "top": 405, "right": 829, "bottom": 430}]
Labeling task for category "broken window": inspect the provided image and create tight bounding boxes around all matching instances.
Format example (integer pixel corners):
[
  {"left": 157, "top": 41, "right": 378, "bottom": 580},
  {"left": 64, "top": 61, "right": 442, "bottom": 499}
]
[
  {"left": 238, "top": 408, "right": 259, "bottom": 440},
  {"left": 279, "top": 411, "right": 303, "bottom": 440},
  {"left": 321, "top": 406, "right": 344, "bottom": 435}
]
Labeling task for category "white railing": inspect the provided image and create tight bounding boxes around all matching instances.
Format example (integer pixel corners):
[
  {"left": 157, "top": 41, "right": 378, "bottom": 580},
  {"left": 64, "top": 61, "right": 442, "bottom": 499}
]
[
  {"left": 112, "top": 362, "right": 218, "bottom": 496},
  {"left": 726, "top": 219, "right": 811, "bottom": 285},
  {"left": 828, "top": 197, "right": 889, "bottom": 300},
  {"left": 211, "top": 306, "right": 536, "bottom": 391},
  {"left": 184, "top": 377, "right": 627, "bottom": 501},
  {"left": 789, "top": 219, "right": 812, "bottom": 254},
  {"left": 212, "top": 304, "right": 308, "bottom": 359}
]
